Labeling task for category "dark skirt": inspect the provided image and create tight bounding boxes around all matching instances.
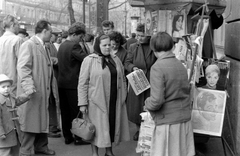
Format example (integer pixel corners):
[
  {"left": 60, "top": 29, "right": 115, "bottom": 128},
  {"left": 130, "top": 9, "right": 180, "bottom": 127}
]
[
  {"left": 126, "top": 86, "right": 150, "bottom": 125},
  {"left": 106, "top": 61, "right": 117, "bottom": 142}
]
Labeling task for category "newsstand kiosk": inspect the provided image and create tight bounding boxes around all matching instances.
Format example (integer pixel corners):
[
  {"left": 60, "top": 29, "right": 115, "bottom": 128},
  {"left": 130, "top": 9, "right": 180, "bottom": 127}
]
[{"left": 128, "top": 0, "right": 238, "bottom": 155}]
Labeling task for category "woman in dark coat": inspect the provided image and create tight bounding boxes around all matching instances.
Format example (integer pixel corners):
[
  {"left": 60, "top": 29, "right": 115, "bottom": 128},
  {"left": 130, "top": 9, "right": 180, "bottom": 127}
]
[
  {"left": 124, "top": 23, "right": 156, "bottom": 141},
  {"left": 109, "top": 31, "right": 127, "bottom": 65}
]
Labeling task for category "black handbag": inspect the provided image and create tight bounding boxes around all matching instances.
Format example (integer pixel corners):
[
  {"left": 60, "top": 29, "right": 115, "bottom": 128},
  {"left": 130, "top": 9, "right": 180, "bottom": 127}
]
[{"left": 70, "top": 111, "right": 96, "bottom": 141}]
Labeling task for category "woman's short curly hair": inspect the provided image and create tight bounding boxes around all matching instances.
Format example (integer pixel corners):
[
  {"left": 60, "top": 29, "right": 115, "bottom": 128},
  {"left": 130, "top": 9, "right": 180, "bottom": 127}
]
[{"left": 109, "top": 31, "right": 125, "bottom": 46}]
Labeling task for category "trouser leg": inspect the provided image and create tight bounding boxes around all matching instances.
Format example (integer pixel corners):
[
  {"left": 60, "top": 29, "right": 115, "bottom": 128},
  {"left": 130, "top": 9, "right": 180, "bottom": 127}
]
[
  {"left": 59, "top": 88, "right": 73, "bottom": 139},
  {"left": 34, "top": 133, "right": 48, "bottom": 152},
  {"left": 19, "top": 132, "right": 35, "bottom": 156},
  {"left": 66, "top": 89, "right": 81, "bottom": 140},
  {"left": 12, "top": 141, "right": 20, "bottom": 156},
  {"left": 49, "top": 91, "right": 59, "bottom": 132}
]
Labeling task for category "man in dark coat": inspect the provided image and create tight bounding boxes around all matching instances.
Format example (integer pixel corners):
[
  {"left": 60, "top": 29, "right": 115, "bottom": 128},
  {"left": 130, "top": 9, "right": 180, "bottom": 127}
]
[
  {"left": 57, "top": 22, "right": 89, "bottom": 145},
  {"left": 124, "top": 33, "right": 138, "bottom": 50}
]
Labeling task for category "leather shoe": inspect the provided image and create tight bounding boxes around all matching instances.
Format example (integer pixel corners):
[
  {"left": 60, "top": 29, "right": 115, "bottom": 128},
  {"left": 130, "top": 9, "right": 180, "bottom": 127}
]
[
  {"left": 105, "top": 154, "right": 115, "bottom": 156},
  {"left": 133, "top": 131, "right": 139, "bottom": 141},
  {"left": 35, "top": 149, "right": 55, "bottom": 155},
  {"left": 74, "top": 139, "right": 90, "bottom": 145},
  {"left": 47, "top": 132, "right": 61, "bottom": 138},
  {"left": 65, "top": 138, "right": 74, "bottom": 144},
  {"left": 51, "top": 128, "right": 61, "bottom": 133},
  {"left": 195, "top": 150, "right": 205, "bottom": 156}
]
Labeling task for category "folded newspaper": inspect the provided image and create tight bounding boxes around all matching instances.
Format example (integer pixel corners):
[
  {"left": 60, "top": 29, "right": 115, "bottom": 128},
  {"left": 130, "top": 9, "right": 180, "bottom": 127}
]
[
  {"left": 126, "top": 69, "right": 150, "bottom": 95},
  {"left": 136, "top": 112, "right": 155, "bottom": 156}
]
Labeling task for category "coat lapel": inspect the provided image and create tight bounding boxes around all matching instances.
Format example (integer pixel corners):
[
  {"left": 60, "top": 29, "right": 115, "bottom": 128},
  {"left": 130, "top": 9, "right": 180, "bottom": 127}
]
[
  {"left": 30, "top": 36, "right": 49, "bottom": 61},
  {"left": 138, "top": 44, "right": 147, "bottom": 70},
  {"left": 145, "top": 46, "right": 153, "bottom": 61}
]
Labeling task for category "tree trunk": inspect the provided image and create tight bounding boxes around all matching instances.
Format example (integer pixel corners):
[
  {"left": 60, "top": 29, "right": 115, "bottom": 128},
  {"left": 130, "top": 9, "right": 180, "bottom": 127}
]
[{"left": 68, "top": 0, "right": 75, "bottom": 25}]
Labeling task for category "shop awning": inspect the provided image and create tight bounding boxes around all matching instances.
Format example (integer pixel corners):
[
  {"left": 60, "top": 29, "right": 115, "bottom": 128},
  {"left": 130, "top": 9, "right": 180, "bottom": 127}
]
[{"left": 129, "top": 0, "right": 226, "bottom": 15}]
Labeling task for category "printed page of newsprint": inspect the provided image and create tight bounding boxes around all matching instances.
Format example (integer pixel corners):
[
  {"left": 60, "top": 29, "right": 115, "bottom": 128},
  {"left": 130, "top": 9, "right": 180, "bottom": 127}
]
[{"left": 126, "top": 69, "right": 150, "bottom": 96}]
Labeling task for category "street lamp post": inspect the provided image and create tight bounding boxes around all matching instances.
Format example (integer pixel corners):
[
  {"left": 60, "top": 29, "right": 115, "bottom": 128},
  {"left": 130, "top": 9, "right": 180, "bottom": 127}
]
[
  {"left": 88, "top": 0, "right": 91, "bottom": 32},
  {"left": 124, "top": 0, "right": 127, "bottom": 36},
  {"left": 83, "top": 0, "right": 85, "bottom": 23}
]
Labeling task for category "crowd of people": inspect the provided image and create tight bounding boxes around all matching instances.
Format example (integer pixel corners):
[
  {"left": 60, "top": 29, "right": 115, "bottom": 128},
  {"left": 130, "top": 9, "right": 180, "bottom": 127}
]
[{"left": 0, "top": 14, "right": 198, "bottom": 156}]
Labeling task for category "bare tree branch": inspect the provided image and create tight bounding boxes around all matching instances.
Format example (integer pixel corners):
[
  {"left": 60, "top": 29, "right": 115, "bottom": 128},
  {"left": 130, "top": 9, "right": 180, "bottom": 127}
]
[
  {"left": 109, "top": 1, "right": 127, "bottom": 10},
  {"left": 68, "top": 0, "right": 76, "bottom": 25}
]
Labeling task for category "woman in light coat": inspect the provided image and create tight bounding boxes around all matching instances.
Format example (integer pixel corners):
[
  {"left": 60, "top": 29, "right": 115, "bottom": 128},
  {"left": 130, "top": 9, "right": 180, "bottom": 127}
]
[{"left": 78, "top": 34, "right": 130, "bottom": 156}]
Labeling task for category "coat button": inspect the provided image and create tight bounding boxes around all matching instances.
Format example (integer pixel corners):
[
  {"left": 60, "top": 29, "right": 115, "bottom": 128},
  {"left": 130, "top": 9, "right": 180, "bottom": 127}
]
[
  {"left": 48, "top": 64, "right": 50, "bottom": 66},
  {"left": 47, "top": 87, "right": 49, "bottom": 90}
]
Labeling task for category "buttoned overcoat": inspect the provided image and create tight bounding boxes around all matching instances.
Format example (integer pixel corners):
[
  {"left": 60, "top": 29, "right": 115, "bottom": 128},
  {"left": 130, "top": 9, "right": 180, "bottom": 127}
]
[
  {"left": 78, "top": 54, "right": 130, "bottom": 147},
  {"left": 0, "top": 94, "right": 18, "bottom": 148},
  {"left": 16, "top": 36, "right": 59, "bottom": 133},
  {"left": 124, "top": 39, "right": 156, "bottom": 124}
]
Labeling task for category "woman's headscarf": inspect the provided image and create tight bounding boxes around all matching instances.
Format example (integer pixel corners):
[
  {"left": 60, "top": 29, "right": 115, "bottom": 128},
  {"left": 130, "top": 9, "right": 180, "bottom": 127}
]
[{"left": 94, "top": 34, "right": 115, "bottom": 69}]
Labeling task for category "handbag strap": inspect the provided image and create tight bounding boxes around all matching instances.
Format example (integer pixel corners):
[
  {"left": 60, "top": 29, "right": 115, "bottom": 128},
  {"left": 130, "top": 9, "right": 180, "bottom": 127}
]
[
  {"left": 76, "top": 111, "right": 81, "bottom": 118},
  {"left": 76, "top": 111, "right": 90, "bottom": 121}
]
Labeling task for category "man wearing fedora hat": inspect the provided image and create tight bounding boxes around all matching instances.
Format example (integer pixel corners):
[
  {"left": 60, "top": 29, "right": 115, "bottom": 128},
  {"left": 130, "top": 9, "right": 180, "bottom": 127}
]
[
  {"left": 18, "top": 28, "right": 29, "bottom": 42},
  {"left": 0, "top": 15, "right": 23, "bottom": 94}
]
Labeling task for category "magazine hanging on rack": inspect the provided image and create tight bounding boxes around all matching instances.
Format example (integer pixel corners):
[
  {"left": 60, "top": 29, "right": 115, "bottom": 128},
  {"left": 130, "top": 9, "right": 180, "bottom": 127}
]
[
  {"left": 196, "top": 58, "right": 230, "bottom": 91},
  {"left": 192, "top": 88, "right": 227, "bottom": 136}
]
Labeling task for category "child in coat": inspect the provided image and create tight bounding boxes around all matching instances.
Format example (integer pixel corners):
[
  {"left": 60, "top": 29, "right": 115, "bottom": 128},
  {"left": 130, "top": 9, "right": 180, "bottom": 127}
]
[{"left": 0, "top": 74, "right": 30, "bottom": 156}]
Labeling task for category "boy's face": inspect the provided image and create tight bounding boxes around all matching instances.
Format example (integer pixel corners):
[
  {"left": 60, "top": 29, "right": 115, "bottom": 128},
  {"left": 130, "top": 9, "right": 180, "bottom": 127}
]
[
  {"left": 0, "top": 81, "right": 11, "bottom": 96},
  {"left": 136, "top": 31, "right": 145, "bottom": 43},
  {"left": 206, "top": 72, "right": 219, "bottom": 88},
  {"left": 102, "top": 26, "right": 113, "bottom": 35}
]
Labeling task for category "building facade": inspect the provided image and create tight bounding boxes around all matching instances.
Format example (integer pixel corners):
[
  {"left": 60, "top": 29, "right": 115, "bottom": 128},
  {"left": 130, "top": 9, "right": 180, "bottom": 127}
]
[
  {"left": 109, "top": 0, "right": 145, "bottom": 37},
  {"left": 0, "top": 0, "right": 81, "bottom": 34}
]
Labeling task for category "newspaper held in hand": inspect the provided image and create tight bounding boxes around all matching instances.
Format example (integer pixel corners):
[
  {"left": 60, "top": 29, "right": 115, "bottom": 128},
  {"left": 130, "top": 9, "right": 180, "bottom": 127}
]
[{"left": 126, "top": 69, "right": 150, "bottom": 95}]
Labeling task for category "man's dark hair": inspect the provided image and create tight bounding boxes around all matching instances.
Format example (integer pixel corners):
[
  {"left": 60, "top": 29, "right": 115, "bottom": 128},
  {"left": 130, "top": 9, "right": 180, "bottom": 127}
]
[
  {"left": 35, "top": 20, "right": 51, "bottom": 34},
  {"left": 131, "top": 33, "right": 136, "bottom": 38},
  {"left": 85, "top": 33, "right": 94, "bottom": 42},
  {"left": 68, "top": 22, "right": 86, "bottom": 35},
  {"left": 101, "top": 20, "right": 114, "bottom": 29},
  {"left": 136, "top": 23, "right": 145, "bottom": 33},
  {"left": 61, "top": 31, "right": 68, "bottom": 39}
]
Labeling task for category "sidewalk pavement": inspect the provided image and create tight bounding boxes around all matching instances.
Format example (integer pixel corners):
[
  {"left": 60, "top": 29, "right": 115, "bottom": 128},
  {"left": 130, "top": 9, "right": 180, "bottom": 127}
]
[
  {"left": 39, "top": 121, "right": 227, "bottom": 156},
  {"left": 42, "top": 122, "right": 141, "bottom": 156}
]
